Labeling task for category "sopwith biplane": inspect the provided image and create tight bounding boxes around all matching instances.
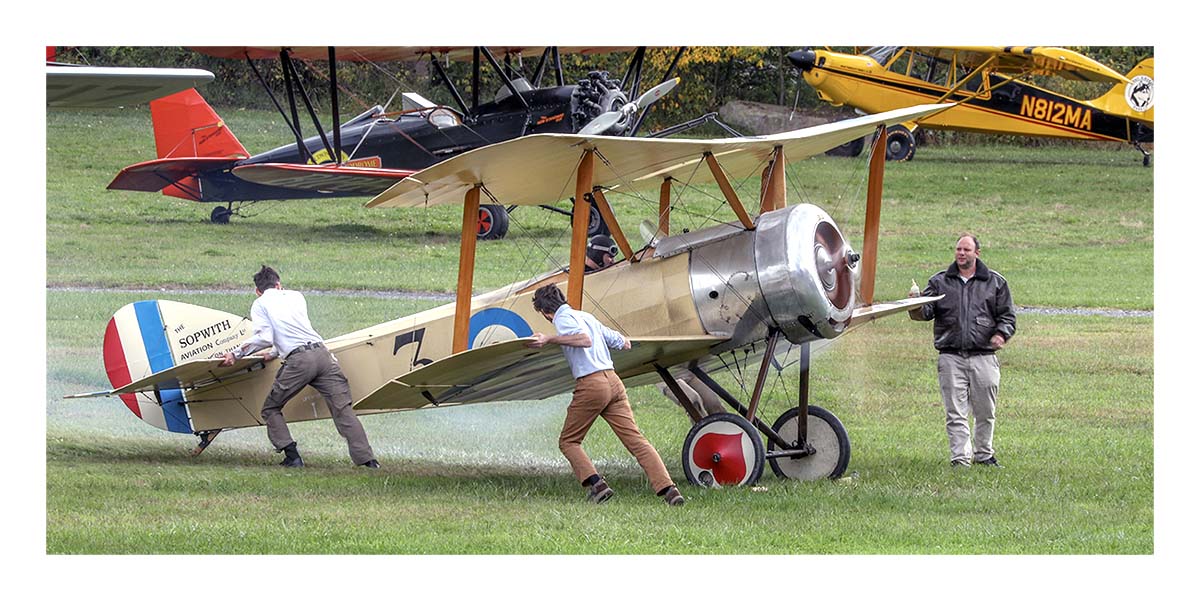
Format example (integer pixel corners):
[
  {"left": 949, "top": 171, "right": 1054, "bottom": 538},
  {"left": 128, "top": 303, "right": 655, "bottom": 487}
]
[
  {"left": 69, "top": 101, "right": 950, "bottom": 487},
  {"left": 107, "top": 46, "right": 724, "bottom": 238},
  {"left": 788, "top": 46, "right": 1153, "bottom": 165}
]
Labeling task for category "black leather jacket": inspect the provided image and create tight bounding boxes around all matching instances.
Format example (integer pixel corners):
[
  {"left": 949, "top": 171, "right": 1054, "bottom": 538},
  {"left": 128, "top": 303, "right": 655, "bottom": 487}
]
[{"left": 910, "top": 259, "right": 1017, "bottom": 354}]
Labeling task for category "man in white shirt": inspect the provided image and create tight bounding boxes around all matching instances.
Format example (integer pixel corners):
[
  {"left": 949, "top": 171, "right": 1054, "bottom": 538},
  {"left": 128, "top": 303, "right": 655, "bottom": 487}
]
[
  {"left": 526, "top": 284, "right": 684, "bottom": 506},
  {"left": 221, "top": 266, "right": 378, "bottom": 469}
]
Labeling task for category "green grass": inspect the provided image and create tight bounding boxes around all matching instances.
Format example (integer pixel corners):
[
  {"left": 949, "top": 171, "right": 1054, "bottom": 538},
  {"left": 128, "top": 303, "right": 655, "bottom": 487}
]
[
  {"left": 44, "top": 104, "right": 1154, "bottom": 556},
  {"left": 47, "top": 107, "right": 1152, "bottom": 309}
]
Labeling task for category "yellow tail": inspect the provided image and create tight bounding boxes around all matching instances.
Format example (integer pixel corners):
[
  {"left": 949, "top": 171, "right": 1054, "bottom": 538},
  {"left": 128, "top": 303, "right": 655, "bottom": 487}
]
[{"left": 1086, "top": 57, "right": 1154, "bottom": 122}]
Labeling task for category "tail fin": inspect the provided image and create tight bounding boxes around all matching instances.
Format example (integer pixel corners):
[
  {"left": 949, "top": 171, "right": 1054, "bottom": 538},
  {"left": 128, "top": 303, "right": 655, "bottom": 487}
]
[
  {"left": 1086, "top": 57, "right": 1154, "bottom": 121},
  {"left": 145, "top": 89, "right": 249, "bottom": 200},
  {"left": 150, "top": 88, "right": 249, "bottom": 159},
  {"left": 102, "top": 300, "right": 251, "bottom": 433}
]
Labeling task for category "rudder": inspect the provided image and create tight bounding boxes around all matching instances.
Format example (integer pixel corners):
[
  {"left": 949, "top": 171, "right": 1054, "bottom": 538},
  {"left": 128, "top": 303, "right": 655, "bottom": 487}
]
[{"left": 149, "top": 89, "right": 250, "bottom": 199}]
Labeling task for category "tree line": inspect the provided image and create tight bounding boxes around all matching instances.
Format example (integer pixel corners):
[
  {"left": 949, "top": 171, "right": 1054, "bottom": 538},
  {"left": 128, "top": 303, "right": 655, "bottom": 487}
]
[{"left": 57, "top": 46, "right": 1152, "bottom": 134}]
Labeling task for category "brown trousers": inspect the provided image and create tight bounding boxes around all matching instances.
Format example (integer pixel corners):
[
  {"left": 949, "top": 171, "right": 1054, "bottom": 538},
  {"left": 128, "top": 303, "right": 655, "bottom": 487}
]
[
  {"left": 261, "top": 345, "right": 376, "bottom": 465},
  {"left": 559, "top": 370, "right": 674, "bottom": 493}
]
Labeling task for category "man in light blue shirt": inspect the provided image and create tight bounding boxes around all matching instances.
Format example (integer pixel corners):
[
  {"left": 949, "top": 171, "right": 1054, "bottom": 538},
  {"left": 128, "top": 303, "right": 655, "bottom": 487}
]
[{"left": 527, "top": 284, "right": 684, "bottom": 506}]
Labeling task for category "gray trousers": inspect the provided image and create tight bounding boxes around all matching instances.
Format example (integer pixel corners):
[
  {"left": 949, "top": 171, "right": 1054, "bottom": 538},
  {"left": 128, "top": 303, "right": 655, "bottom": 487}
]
[
  {"left": 937, "top": 353, "right": 1000, "bottom": 463},
  {"left": 261, "top": 345, "right": 376, "bottom": 465}
]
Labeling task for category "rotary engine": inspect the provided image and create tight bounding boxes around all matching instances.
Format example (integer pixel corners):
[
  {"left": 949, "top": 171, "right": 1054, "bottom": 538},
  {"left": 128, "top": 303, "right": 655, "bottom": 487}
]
[
  {"left": 688, "top": 204, "right": 860, "bottom": 347},
  {"left": 571, "top": 71, "right": 630, "bottom": 133}
]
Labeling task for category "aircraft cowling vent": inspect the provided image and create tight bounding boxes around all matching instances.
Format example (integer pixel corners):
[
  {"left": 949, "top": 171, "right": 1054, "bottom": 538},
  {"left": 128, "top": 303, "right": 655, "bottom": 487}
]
[{"left": 687, "top": 204, "right": 859, "bottom": 347}]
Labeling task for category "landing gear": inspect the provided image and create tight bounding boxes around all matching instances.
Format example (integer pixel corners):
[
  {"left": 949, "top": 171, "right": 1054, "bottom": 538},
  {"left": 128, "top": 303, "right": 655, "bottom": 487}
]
[
  {"left": 210, "top": 205, "right": 233, "bottom": 224},
  {"left": 767, "top": 405, "right": 850, "bottom": 480},
  {"left": 672, "top": 334, "right": 852, "bottom": 488},
  {"left": 884, "top": 125, "right": 916, "bottom": 161},
  {"left": 477, "top": 204, "right": 510, "bottom": 240},
  {"left": 682, "top": 413, "right": 765, "bottom": 487}
]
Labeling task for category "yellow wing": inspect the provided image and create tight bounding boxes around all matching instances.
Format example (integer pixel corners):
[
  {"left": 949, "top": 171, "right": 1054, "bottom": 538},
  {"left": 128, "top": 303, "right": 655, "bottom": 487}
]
[{"left": 915, "top": 46, "right": 1130, "bottom": 83}]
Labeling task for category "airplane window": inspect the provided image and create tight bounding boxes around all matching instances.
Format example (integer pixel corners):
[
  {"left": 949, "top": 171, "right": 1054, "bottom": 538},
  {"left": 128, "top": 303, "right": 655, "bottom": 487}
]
[
  {"left": 866, "top": 46, "right": 900, "bottom": 65},
  {"left": 427, "top": 107, "right": 459, "bottom": 129}
]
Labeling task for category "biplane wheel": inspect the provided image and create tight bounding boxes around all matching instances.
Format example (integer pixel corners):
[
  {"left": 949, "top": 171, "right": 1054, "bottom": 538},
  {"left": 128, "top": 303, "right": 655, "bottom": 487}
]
[
  {"left": 766, "top": 405, "right": 850, "bottom": 481},
  {"left": 587, "top": 204, "right": 610, "bottom": 237},
  {"left": 825, "top": 136, "right": 865, "bottom": 158},
  {"left": 210, "top": 206, "right": 233, "bottom": 224},
  {"left": 477, "top": 204, "right": 509, "bottom": 240},
  {"left": 681, "top": 413, "right": 765, "bottom": 488},
  {"left": 884, "top": 125, "right": 916, "bottom": 162}
]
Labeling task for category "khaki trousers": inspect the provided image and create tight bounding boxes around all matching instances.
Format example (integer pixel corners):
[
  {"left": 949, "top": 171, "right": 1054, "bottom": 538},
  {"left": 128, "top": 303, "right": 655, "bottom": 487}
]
[
  {"left": 559, "top": 370, "right": 674, "bottom": 493},
  {"left": 261, "top": 346, "right": 376, "bottom": 465},
  {"left": 937, "top": 353, "right": 1000, "bottom": 463}
]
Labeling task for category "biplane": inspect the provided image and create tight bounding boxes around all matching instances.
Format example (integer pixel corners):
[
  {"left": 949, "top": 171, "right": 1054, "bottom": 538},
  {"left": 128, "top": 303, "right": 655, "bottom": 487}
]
[
  {"left": 46, "top": 46, "right": 213, "bottom": 108},
  {"left": 788, "top": 46, "right": 1154, "bottom": 165},
  {"left": 107, "top": 46, "right": 699, "bottom": 237},
  {"left": 68, "top": 101, "right": 950, "bottom": 487}
]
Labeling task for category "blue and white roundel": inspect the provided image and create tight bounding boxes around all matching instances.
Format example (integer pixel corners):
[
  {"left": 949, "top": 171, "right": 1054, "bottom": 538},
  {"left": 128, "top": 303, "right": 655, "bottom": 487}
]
[{"left": 468, "top": 308, "right": 533, "bottom": 349}]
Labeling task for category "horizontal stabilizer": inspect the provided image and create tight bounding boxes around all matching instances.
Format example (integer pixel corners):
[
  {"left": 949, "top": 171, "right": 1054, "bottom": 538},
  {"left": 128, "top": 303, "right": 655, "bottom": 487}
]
[
  {"left": 848, "top": 295, "right": 943, "bottom": 329},
  {"left": 355, "top": 335, "right": 727, "bottom": 410},
  {"left": 108, "top": 157, "right": 241, "bottom": 192},
  {"left": 232, "top": 163, "right": 418, "bottom": 196},
  {"left": 66, "top": 357, "right": 267, "bottom": 398}
]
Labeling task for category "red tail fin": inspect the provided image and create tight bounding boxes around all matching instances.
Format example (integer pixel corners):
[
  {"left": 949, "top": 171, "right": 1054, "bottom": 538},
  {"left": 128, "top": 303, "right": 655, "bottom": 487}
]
[{"left": 150, "top": 89, "right": 249, "bottom": 160}]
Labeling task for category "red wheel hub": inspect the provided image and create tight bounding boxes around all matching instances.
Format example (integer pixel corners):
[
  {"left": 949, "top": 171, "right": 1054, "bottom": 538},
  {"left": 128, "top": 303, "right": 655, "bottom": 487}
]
[{"left": 692, "top": 432, "right": 748, "bottom": 485}]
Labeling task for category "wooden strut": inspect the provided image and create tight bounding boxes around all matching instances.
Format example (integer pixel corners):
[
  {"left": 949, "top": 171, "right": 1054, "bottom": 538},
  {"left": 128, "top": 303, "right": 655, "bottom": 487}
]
[
  {"left": 590, "top": 189, "right": 637, "bottom": 263},
  {"left": 746, "top": 329, "right": 781, "bottom": 424},
  {"left": 453, "top": 185, "right": 481, "bottom": 354},
  {"left": 860, "top": 124, "right": 887, "bottom": 306},
  {"left": 658, "top": 177, "right": 671, "bottom": 237},
  {"left": 567, "top": 149, "right": 595, "bottom": 309},
  {"left": 761, "top": 146, "right": 786, "bottom": 214},
  {"left": 704, "top": 153, "right": 755, "bottom": 230}
]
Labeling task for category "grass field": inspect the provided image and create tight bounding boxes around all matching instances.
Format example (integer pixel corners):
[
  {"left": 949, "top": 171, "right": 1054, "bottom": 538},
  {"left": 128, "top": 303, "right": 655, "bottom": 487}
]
[{"left": 41, "top": 101, "right": 1157, "bottom": 570}]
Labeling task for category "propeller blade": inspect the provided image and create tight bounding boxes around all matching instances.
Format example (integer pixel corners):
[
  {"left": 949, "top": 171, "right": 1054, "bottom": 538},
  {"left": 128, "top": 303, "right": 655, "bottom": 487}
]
[
  {"left": 579, "top": 111, "right": 624, "bottom": 136},
  {"left": 633, "top": 77, "right": 680, "bottom": 110}
]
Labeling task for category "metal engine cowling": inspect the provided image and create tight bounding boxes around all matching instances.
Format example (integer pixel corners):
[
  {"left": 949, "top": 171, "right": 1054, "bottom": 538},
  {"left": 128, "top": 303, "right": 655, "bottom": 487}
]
[{"left": 688, "top": 204, "right": 859, "bottom": 347}]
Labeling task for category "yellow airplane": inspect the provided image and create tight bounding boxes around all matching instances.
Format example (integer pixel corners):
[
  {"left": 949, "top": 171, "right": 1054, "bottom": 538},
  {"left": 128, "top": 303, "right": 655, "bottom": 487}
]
[
  {"left": 788, "top": 46, "right": 1154, "bottom": 165},
  {"left": 68, "top": 102, "right": 950, "bottom": 487}
]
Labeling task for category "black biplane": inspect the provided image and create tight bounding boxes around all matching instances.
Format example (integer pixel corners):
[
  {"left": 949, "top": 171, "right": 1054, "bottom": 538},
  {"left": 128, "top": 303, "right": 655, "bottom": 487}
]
[{"left": 108, "top": 46, "right": 724, "bottom": 238}]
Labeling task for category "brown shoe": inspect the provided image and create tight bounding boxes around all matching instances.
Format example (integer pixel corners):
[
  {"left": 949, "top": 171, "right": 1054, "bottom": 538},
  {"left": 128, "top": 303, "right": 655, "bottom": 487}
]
[
  {"left": 586, "top": 479, "right": 614, "bottom": 504},
  {"left": 663, "top": 486, "right": 685, "bottom": 506}
]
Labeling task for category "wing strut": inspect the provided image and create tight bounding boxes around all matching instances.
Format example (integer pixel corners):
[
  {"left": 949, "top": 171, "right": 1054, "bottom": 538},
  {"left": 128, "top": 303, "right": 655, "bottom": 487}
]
[
  {"left": 453, "top": 185, "right": 482, "bottom": 353},
  {"left": 761, "top": 145, "right": 787, "bottom": 213},
  {"left": 568, "top": 149, "right": 595, "bottom": 309},
  {"left": 658, "top": 177, "right": 672, "bottom": 236},
  {"left": 860, "top": 124, "right": 887, "bottom": 306},
  {"left": 704, "top": 153, "right": 755, "bottom": 230}
]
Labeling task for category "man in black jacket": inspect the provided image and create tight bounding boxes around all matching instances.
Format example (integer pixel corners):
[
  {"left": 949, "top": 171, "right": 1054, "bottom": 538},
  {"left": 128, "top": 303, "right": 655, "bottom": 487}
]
[{"left": 910, "top": 234, "right": 1016, "bottom": 468}]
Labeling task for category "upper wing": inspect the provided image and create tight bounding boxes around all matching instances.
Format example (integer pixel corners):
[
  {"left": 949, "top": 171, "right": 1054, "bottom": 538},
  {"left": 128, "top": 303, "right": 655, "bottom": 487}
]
[
  {"left": 366, "top": 103, "right": 952, "bottom": 209},
  {"left": 916, "top": 46, "right": 1130, "bottom": 84},
  {"left": 354, "top": 335, "right": 727, "bottom": 410},
  {"left": 231, "top": 164, "right": 418, "bottom": 196},
  {"left": 190, "top": 47, "right": 638, "bottom": 63},
  {"left": 64, "top": 357, "right": 268, "bottom": 398},
  {"left": 47, "top": 65, "right": 214, "bottom": 108}
]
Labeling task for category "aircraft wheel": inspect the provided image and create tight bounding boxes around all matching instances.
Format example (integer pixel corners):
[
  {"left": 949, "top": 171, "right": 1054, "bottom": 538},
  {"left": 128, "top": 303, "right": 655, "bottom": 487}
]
[
  {"left": 682, "top": 413, "right": 764, "bottom": 488},
  {"left": 767, "top": 405, "right": 851, "bottom": 481},
  {"left": 210, "top": 206, "right": 232, "bottom": 224},
  {"left": 477, "top": 204, "right": 509, "bottom": 240},
  {"left": 885, "top": 125, "right": 916, "bottom": 161},
  {"left": 587, "top": 203, "right": 610, "bottom": 237},
  {"left": 825, "top": 136, "right": 865, "bottom": 158}
]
